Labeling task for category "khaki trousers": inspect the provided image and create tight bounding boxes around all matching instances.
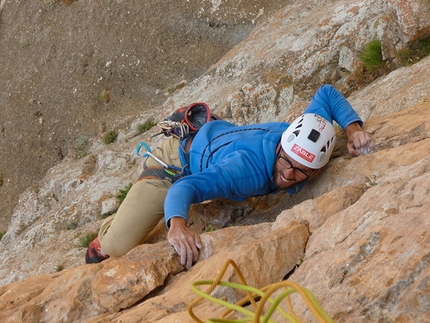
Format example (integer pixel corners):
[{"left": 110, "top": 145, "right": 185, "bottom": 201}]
[{"left": 98, "top": 137, "right": 182, "bottom": 257}]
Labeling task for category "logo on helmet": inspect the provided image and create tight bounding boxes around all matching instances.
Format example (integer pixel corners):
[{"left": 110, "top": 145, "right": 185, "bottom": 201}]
[
  {"left": 291, "top": 144, "right": 315, "bottom": 163},
  {"left": 318, "top": 118, "right": 327, "bottom": 132}
]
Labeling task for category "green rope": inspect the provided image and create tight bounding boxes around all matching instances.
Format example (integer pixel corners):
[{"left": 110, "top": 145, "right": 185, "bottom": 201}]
[{"left": 188, "top": 259, "right": 334, "bottom": 323}]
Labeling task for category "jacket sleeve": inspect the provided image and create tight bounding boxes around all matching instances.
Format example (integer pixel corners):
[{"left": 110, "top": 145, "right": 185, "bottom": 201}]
[
  {"left": 303, "top": 84, "right": 363, "bottom": 130},
  {"left": 164, "top": 150, "right": 269, "bottom": 228}
]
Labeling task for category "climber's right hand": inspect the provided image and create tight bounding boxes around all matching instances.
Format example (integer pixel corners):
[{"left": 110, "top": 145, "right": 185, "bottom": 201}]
[{"left": 168, "top": 217, "right": 202, "bottom": 269}]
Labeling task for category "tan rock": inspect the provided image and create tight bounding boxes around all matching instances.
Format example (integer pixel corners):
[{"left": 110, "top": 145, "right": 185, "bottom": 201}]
[
  {"left": 91, "top": 219, "right": 310, "bottom": 322},
  {"left": 91, "top": 242, "right": 184, "bottom": 313},
  {"left": 0, "top": 265, "right": 102, "bottom": 322},
  {"left": 0, "top": 219, "right": 309, "bottom": 322},
  {"left": 287, "top": 156, "right": 430, "bottom": 322}
]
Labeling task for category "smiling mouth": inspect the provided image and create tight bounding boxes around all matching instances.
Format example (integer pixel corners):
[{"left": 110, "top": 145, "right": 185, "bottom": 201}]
[{"left": 280, "top": 173, "right": 294, "bottom": 183}]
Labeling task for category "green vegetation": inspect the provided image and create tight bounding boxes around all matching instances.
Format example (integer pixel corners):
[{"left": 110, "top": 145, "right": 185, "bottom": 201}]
[
  {"left": 204, "top": 224, "right": 217, "bottom": 232},
  {"left": 0, "top": 231, "right": 5, "bottom": 241},
  {"left": 367, "top": 175, "right": 378, "bottom": 187},
  {"left": 54, "top": 264, "right": 65, "bottom": 272},
  {"left": 359, "top": 40, "right": 384, "bottom": 73},
  {"left": 102, "top": 130, "right": 117, "bottom": 144},
  {"left": 97, "top": 88, "right": 110, "bottom": 104},
  {"left": 357, "top": 37, "right": 430, "bottom": 75},
  {"left": 117, "top": 183, "right": 133, "bottom": 203},
  {"left": 100, "top": 211, "right": 115, "bottom": 219},
  {"left": 77, "top": 232, "right": 98, "bottom": 248},
  {"left": 166, "top": 80, "right": 186, "bottom": 95},
  {"left": 136, "top": 120, "right": 157, "bottom": 135},
  {"left": 76, "top": 135, "right": 89, "bottom": 151},
  {"left": 350, "top": 37, "right": 430, "bottom": 92},
  {"left": 397, "top": 38, "right": 430, "bottom": 66},
  {"left": 75, "top": 135, "right": 90, "bottom": 159}
]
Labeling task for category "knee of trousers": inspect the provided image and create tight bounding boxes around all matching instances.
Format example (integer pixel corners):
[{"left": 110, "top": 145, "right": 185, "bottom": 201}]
[{"left": 98, "top": 178, "right": 171, "bottom": 257}]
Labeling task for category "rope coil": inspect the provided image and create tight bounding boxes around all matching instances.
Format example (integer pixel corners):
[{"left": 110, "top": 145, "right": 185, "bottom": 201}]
[{"left": 188, "top": 259, "right": 334, "bottom": 323}]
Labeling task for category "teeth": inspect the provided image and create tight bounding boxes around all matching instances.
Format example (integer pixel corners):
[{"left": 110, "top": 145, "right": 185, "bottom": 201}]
[{"left": 280, "top": 173, "right": 291, "bottom": 183}]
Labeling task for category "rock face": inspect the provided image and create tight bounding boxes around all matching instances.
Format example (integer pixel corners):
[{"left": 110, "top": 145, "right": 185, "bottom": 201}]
[{"left": 0, "top": 0, "right": 430, "bottom": 322}]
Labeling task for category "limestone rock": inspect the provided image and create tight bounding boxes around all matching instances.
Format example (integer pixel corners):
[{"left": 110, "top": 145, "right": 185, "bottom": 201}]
[
  {"left": 90, "top": 242, "right": 184, "bottom": 313},
  {"left": 0, "top": 219, "right": 309, "bottom": 322},
  {"left": 165, "top": 0, "right": 430, "bottom": 126},
  {"left": 287, "top": 156, "right": 430, "bottom": 322}
]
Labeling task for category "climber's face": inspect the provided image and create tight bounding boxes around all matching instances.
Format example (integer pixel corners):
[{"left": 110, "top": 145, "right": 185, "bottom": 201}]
[{"left": 272, "top": 144, "right": 315, "bottom": 190}]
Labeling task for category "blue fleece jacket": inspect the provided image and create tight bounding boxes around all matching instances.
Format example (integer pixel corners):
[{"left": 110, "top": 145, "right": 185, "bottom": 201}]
[{"left": 164, "top": 84, "right": 362, "bottom": 226}]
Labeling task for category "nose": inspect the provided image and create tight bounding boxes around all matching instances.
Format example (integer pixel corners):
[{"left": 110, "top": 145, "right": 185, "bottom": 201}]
[{"left": 282, "top": 167, "right": 296, "bottom": 181}]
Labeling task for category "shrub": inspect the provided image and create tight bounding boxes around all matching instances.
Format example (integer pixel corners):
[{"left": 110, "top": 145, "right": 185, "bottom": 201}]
[
  {"left": 136, "top": 120, "right": 157, "bottom": 135},
  {"left": 359, "top": 40, "right": 384, "bottom": 73},
  {"left": 103, "top": 130, "right": 117, "bottom": 144},
  {"left": 54, "top": 264, "right": 65, "bottom": 272},
  {"left": 76, "top": 135, "right": 90, "bottom": 159},
  {"left": 76, "top": 135, "right": 88, "bottom": 150}
]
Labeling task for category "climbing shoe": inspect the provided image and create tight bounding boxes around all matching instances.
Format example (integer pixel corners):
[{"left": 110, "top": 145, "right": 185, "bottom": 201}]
[{"left": 85, "top": 237, "right": 110, "bottom": 264}]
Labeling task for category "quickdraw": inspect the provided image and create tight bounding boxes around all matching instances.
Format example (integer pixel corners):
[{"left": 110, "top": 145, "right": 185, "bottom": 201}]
[
  {"left": 151, "top": 102, "right": 212, "bottom": 141},
  {"left": 154, "top": 119, "right": 191, "bottom": 140},
  {"left": 136, "top": 142, "right": 186, "bottom": 179}
]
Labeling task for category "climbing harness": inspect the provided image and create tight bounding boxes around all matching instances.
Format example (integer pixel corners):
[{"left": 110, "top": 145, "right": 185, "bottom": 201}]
[
  {"left": 136, "top": 141, "right": 186, "bottom": 183},
  {"left": 136, "top": 101, "right": 221, "bottom": 181},
  {"left": 188, "top": 258, "right": 334, "bottom": 323}
]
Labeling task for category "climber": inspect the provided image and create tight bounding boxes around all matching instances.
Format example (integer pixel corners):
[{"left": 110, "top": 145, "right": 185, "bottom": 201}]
[{"left": 85, "top": 84, "right": 374, "bottom": 268}]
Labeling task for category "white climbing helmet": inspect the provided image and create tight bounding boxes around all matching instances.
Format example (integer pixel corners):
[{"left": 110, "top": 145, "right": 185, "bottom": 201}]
[{"left": 281, "top": 114, "right": 336, "bottom": 169}]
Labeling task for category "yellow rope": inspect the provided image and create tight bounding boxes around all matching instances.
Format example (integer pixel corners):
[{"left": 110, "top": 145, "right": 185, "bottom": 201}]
[
  {"left": 188, "top": 259, "right": 334, "bottom": 323},
  {"left": 188, "top": 259, "right": 258, "bottom": 323}
]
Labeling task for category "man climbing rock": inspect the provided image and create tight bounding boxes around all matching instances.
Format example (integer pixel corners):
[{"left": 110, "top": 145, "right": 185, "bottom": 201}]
[{"left": 86, "top": 84, "right": 374, "bottom": 268}]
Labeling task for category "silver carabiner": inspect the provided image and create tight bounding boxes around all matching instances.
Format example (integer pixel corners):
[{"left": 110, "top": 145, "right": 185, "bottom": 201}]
[{"left": 136, "top": 142, "right": 169, "bottom": 168}]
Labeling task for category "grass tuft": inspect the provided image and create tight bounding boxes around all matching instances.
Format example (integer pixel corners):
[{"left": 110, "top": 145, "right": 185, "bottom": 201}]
[
  {"left": 117, "top": 183, "right": 133, "bottom": 203},
  {"left": 136, "top": 120, "right": 157, "bottom": 135},
  {"left": 397, "top": 38, "right": 430, "bottom": 66},
  {"left": 103, "top": 130, "right": 117, "bottom": 144},
  {"left": 77, "top": 232, "right": 98, "bottom": 248},
  {"left": 97, "top": 88, "right": 110, "bottom": 104},
  {"left": 359, "top": 40, "right": 384, "bottom": 73}
]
